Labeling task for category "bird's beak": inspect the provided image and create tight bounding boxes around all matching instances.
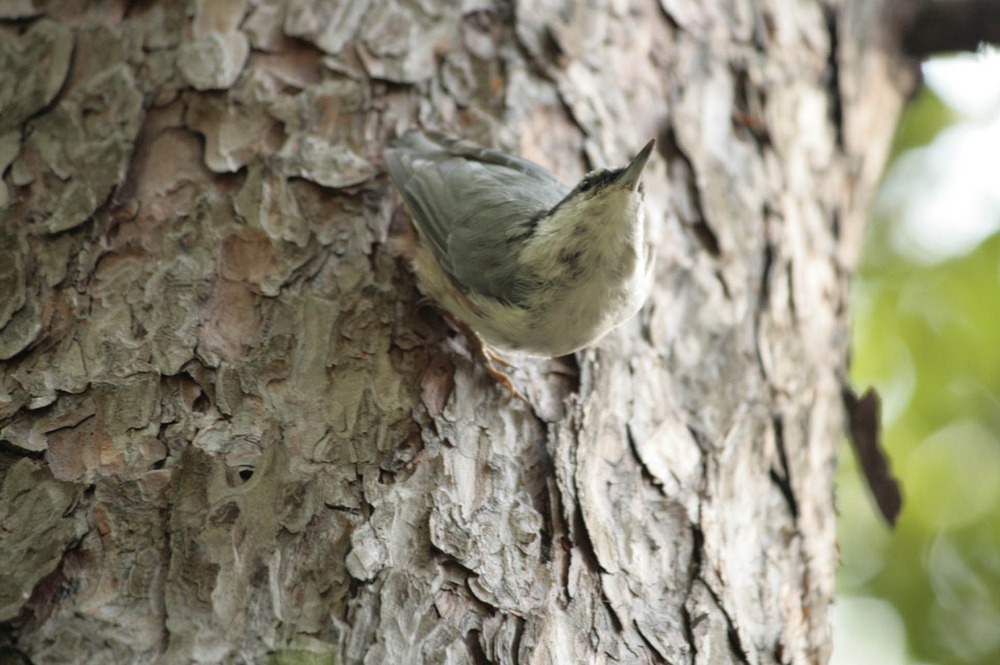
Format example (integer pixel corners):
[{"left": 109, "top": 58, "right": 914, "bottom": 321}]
[{"left": 617, "top": 139, "right": 655, "bottom": 191}]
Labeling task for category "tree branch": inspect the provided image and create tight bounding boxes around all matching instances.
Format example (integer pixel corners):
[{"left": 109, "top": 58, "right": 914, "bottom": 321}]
[{"left": 902, "top": 0, "right": 1000, "bottom": 56}]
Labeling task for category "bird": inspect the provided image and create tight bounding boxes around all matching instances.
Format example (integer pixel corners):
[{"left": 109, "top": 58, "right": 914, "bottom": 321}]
[{"left": 384, "top": 130, "right": 655, "bottom": 393}]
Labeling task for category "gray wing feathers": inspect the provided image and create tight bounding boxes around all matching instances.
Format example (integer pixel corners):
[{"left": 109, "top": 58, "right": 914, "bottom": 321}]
[{"left": 384, "top": 131, "right": 569, "bottom": 303}]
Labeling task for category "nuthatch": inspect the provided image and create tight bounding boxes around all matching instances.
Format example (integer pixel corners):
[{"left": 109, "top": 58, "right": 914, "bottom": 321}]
[{"left": 384, "top": 130, "right": 655, "bottom": 387}]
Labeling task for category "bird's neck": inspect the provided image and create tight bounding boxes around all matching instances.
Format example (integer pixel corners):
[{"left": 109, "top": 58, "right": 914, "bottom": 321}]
[{"left": 550, "top": 190, "right": 643, "bottom": 266}]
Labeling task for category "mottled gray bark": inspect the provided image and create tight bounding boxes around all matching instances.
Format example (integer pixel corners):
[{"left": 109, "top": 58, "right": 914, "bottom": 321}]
[{"left": 0, "top": 1, "right": 913, "bottom": 663}]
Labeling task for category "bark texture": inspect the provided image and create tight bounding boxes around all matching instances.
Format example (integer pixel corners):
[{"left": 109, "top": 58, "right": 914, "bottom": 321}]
[{"left": 0, "top": 1, "right": 914, "bottom": 663}]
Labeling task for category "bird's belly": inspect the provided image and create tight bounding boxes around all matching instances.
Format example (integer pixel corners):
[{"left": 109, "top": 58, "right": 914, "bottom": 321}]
[{"left": 473, "top": 268, "right": 647, "bottom": 357}]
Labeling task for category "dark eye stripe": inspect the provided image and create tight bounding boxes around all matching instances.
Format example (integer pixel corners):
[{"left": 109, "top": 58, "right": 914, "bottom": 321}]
[{"left": 577, "top": 168, "right": 622, "bottom": 194}]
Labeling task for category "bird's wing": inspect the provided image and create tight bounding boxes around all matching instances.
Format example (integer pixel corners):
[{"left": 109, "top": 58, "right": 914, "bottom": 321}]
[{"left": 384, "top": 131, "right": 569, "bottom": 304}]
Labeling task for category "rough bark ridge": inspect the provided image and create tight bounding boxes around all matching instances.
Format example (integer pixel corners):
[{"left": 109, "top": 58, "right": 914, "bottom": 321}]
[{"left": 0, "top": 1, "right": 913, "bottom": 663}]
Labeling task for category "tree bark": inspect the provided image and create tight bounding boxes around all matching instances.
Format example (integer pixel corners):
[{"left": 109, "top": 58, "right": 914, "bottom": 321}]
[{"left": 0, "top": 1, "right": 914, "bottom": 663}]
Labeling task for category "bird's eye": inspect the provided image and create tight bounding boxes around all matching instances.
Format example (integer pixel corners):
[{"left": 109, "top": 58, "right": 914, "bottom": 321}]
[{"left": 579, "top": 178, "right": 593, "bottom": 192}]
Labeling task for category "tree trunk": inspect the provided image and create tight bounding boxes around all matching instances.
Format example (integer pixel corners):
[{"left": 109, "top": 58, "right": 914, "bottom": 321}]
[{"left": 0, "top": 1, "right": 914, "bottom": 663}]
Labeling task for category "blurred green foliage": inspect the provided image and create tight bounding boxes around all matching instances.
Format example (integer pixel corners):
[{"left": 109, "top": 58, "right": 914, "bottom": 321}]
[
  {"left": 840, "top": 86, "right": 1000, "bottom": 665},
  {"left": 891, "top": 86, "right": 957, "bottom": 155}
]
